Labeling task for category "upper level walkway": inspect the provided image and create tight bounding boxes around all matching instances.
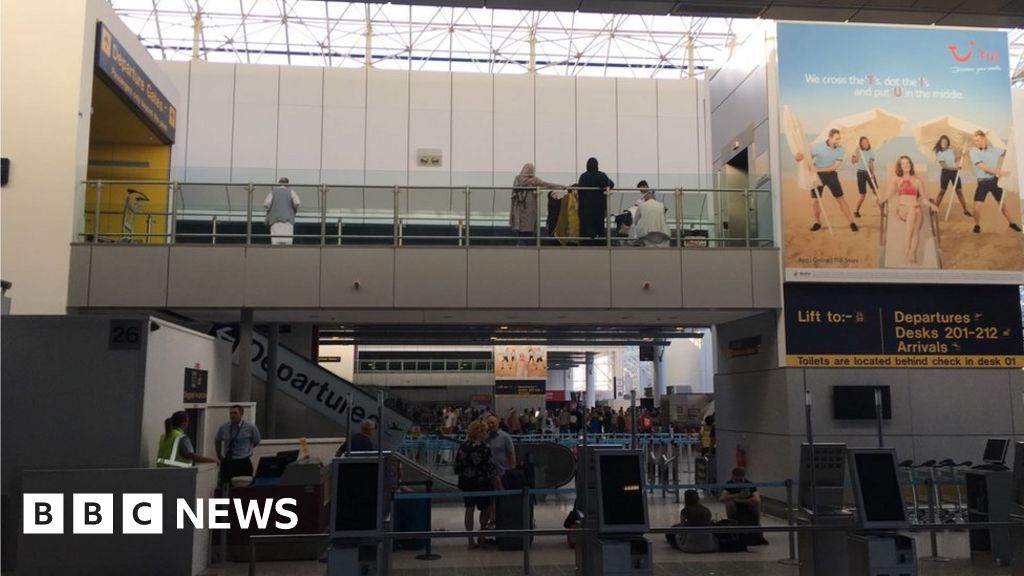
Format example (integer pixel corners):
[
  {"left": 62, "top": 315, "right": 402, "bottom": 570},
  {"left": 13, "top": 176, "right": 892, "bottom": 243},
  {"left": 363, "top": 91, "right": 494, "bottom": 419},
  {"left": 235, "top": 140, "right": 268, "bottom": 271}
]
[{"left": 70, "top": 180, "right": 780, "bottom": 324}]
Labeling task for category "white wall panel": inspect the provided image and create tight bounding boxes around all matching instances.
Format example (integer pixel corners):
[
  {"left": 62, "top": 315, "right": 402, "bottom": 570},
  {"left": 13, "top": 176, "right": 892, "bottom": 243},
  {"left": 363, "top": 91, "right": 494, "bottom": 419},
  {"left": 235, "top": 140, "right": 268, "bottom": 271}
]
[
  {"left": 170, "top": 62, "right": 707, "bottom": 218},
  {"left": 657, "top": 79, "right": 702, "bottom": 188},
  {"left": 493, "top": 74, "right": 534, "bottom": 182},
  {"left": 277, "top": 66, "right": 323, "bottom": 184},
  {"left": 185, "top": 61, "right": 235, "bottom": 182},
  {"left": 321, "top": 67, "right": 366, "bottom": 186},
  {"left": 231, "top": 64, "right": 279, "bottom": 183},
  {"left": 452, "top": 73, "right": 493, "bottom": 188},
  {"left": 575, "top": 77, "right": 618, "bottom": 180},
  {"left": 408, "top": 71, "right": 451, "bottom": 209},
  {"left": 160, "top": 61, "right": 191, "bottom": 181},
  {"left": 492, "top": 74, "right": 533, "bottom": 219},
  {"left": 616, "top": 78, "right": 659, "bottom": 192},
  {"left": 365, "top": 69, "right": 409, "bottom": 190},
  {"left": 534, "top": 75, "right": 576, "bottom": 185}
]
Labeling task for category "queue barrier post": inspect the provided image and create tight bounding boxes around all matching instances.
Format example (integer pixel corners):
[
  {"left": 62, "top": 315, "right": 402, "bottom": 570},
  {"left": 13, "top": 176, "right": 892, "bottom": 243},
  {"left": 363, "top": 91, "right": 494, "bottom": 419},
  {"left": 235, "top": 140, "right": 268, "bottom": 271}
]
[
  {"left": 522, "top": 484, "right": 531, "bottom": 575},
  {"left": 924, "top": 476, "right": 952, "bottom": 562},
  {"left": 779, "top": 478, "right": 799, "bottom": 566},
  {"left": 415, "top": 479, "right": 441, "bottom": 561}
]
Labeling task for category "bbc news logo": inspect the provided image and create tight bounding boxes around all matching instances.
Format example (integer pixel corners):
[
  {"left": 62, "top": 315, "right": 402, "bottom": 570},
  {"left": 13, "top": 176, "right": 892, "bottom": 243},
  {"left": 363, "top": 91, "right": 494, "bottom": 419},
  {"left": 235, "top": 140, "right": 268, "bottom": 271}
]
[{"left": 24, "top": 494, "right": 298, "bottom": 534}]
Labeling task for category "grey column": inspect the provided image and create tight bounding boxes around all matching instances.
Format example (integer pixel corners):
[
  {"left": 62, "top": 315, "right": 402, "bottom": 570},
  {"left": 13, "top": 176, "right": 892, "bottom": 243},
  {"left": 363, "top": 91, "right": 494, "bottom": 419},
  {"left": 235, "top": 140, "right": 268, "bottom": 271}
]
[
  {"left": 266, "top": 322, "right": 279, "bottom": 438},
  {"left": 653, "top": 346, "right": 667, "bottom": 402},
  {"left": 233, "top": 308, "right": 254, "bottom": 402},
  {"left": 585, "top": 352, "right": 596, "bottom": 408}
]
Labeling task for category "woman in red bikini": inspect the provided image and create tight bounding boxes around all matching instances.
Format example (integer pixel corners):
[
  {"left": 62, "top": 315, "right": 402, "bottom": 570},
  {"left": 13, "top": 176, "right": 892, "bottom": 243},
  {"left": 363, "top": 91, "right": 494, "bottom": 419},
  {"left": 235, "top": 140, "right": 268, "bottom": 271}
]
[{"left": 877, "top": 155, "right": 938, "bottom": 265}]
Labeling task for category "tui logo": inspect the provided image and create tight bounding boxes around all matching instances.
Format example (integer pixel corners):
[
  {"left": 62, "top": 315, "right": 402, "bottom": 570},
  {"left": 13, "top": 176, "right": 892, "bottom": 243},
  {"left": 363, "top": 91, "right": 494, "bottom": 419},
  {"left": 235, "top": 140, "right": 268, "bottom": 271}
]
[
  {"left": 948, "top": 39, "right": 999, "bottom": 64},
  {"left": 947, "top": 40, "right": 974, "bottom": 63}
]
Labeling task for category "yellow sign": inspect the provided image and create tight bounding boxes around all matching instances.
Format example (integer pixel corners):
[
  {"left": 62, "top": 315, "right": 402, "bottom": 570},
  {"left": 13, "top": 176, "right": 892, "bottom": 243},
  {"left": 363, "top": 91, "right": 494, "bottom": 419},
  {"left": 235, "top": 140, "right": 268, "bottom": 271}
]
[{"left": 786, "top": 355, "right": 1022, "bottom": 369}]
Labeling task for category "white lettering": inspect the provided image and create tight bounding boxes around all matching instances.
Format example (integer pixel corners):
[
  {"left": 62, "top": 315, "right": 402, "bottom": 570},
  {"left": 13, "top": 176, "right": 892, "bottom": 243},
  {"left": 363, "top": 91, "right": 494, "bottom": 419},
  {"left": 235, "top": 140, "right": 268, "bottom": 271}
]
[
  {"left": 176, "top": 498, "right": 203, "bottom": 529},
  {"left": 233, "top": 499, "right": 275, "bottom": 530},
  {"left": 275, "top": 499, "right": 298, "bottom": 530},
  {"left": 208, "top": 498, "right": 231, "bottom": 529}
]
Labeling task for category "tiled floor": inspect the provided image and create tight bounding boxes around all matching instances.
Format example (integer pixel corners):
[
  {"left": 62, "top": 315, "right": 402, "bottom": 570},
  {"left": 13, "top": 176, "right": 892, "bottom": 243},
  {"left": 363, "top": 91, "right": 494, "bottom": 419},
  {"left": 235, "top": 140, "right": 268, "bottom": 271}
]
[{"left": 207, "top": 494, "right": 1011, "bottom": 576}]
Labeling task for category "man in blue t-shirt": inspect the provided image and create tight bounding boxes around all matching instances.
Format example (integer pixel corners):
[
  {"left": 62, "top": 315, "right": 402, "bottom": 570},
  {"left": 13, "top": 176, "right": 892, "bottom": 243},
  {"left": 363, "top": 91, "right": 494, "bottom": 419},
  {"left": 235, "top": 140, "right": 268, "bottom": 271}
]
[
  {"left": 968, "top": 130, "right": 1021, "bottom": 234},
  {"left": 795, "top": 128, "right": 859, "bottom": 232}
]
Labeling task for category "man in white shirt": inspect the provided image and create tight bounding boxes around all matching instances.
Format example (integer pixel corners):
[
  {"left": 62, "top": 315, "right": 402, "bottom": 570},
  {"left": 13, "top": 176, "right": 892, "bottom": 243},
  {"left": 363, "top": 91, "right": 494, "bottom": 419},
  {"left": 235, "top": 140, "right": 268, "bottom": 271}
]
[
  {"left": 633, "top": 180, "right": 670, "bottom": 247},
  {"left": 263, "top": 177, "right": 301, "bottom": 244}
]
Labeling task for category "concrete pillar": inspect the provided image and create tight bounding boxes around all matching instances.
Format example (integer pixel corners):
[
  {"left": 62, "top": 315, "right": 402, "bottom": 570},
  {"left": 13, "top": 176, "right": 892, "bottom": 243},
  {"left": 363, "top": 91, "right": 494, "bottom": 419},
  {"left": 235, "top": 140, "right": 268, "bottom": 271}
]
[
  {"left": 585, "top": 352, "right": 596, "bottom": 408},
  {"left": 653, "top": 345, "right": 667, "bottom": 402},
  {"left": 266, "top": 322, "right": 279, "bottom": 438},
  {"left": 233, "top": 308, "right": 254, "bottom": 402}
]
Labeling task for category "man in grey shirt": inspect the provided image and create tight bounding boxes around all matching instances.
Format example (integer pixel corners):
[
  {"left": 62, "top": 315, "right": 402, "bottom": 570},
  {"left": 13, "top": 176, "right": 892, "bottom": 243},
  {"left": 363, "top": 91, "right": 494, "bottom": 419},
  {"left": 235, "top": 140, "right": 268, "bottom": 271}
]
[
  {"left": 263, "top": 177, "right": 301, "bottom": 245},
  {"left": 215, "top": 405, "right": 262, "bottom": 483},
  {"left": 485, "top": 414, "right": 516, "bottom": 485}
]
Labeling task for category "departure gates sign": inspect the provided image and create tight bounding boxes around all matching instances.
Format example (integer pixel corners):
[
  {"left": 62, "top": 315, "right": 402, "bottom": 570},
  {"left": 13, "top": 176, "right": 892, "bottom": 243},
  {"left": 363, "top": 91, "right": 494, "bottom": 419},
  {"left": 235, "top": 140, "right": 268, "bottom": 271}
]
[
  {"left": 95, "top": 22, "right": 176, "bottom": 143},
  {"left": 784, "top": 283, "right": 1023, "bottom": 368}
]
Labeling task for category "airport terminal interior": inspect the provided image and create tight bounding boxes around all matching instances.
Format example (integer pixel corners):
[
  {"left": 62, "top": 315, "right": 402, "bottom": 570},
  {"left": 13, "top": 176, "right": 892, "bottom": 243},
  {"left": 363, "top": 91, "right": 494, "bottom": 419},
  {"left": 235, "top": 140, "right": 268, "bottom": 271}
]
[{"left": 3, "top": 1, "right": 1024, "bottom": 575}]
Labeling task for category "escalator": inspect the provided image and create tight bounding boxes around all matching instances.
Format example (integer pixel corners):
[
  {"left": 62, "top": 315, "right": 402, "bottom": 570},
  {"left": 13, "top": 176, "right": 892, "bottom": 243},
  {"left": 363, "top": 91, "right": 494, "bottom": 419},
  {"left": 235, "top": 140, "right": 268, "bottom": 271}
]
[
  {"left": 210, "top": 325, "right": 577, "bottom": 490},
  {"left": 210, "top": 326, "right": 413, "bottom": 450}
]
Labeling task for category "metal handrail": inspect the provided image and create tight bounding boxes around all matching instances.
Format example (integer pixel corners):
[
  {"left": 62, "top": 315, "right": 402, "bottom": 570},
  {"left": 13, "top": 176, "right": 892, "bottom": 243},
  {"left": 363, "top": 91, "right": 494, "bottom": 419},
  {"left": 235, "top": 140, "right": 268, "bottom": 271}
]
[{"left": 80, "top": 179, "right": 773, "bottom": 247}]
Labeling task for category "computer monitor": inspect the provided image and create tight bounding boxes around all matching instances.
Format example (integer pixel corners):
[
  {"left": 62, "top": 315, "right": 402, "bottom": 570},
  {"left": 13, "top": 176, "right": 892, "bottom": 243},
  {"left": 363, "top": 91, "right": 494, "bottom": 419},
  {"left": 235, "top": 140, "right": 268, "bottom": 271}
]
[
  {"left": 330, "top": 456, "right": 383, "bottom": 538},
  {"left": 252, "top": 456, "right": 289, "bottom": 485},
  {"left": 276, "top": 449, "right": 300, "bottom": 464},
  {"left": 799, "top": 443, "right": 846, "bottom": 514},
  {"left": 594, "top": 450, "right": 648, "bottom": 533},
  {"left": 847, "top": 448, "right": 908, "bottom": 531},
  {"left": 832, "top": 386, "right": 891, "bottom": 420},
  {"left": 983, "top": 438, "right": 1009, "bottom": 464}
]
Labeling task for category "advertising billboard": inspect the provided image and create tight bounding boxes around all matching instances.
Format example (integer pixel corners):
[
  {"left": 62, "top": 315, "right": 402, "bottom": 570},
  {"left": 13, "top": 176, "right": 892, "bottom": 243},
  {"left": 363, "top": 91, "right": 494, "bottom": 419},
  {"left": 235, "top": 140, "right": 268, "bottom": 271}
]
[
  {"left": 777, "top": 23, "right": 1021, "bottom": 283},
  {"left": 494, "top": 345, "right": 547, "bottom": 396}
]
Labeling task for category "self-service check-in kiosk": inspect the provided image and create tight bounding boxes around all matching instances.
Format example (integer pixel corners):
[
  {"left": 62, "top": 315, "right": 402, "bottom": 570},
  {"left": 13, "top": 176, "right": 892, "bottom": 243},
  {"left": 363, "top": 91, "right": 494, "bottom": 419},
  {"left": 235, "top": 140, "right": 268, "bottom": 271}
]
[
  {"left": 847, "top": 448, "right": 918, "bottom": 576},
  {"left": 577, "top": 446, "right": 652, "bottom": 576},
  {"left": 327, "top": 454, "right": 389, "bottom": 576},
  {"left": 798, "top": 443, "right": 855, "bottom": 576},
  {"left": 1008, "top": 441, "right": 1024, "bottom": 575}
]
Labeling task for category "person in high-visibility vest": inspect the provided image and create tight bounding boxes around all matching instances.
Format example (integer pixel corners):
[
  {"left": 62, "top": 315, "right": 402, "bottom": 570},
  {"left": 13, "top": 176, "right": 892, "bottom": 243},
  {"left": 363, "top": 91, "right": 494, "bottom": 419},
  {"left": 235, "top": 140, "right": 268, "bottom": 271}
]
[{"left": 157, "top": 411, "right": 219, "bottom": 468}]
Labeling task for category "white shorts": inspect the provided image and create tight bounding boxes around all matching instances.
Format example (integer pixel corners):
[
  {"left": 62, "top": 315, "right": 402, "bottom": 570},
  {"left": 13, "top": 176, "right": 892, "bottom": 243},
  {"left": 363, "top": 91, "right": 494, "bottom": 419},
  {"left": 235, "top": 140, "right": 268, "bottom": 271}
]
[{"left": 270, "top": 222, "right": 294, "bottom": 245}]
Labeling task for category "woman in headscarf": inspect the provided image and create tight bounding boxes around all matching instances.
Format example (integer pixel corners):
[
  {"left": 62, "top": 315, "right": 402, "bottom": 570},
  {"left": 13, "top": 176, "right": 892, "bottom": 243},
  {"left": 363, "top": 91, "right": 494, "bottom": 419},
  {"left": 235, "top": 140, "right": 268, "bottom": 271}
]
[{"left": 510, "top": 163, "right": 563, "bottom": 245}]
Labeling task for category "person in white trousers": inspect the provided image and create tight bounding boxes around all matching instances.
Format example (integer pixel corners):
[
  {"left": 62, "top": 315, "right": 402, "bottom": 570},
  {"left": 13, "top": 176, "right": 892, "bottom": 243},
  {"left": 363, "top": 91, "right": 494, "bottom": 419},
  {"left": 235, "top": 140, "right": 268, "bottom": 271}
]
[{"left": 264, "top": 177, "right": 301, "bottom": 245}]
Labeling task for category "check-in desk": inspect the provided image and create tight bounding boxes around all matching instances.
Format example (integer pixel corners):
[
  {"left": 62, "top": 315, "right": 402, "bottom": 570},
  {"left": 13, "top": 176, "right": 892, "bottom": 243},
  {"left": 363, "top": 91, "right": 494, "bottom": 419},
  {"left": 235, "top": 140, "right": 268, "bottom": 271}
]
[{"left": 224, "top": 461, "right": 329, "bottom": 560}]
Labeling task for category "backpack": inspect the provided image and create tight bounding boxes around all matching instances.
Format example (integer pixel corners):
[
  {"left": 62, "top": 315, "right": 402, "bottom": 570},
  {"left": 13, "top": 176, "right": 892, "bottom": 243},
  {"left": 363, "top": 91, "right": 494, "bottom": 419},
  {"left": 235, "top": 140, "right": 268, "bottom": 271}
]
[{"left": 712, "top": 519, "right": 748, "bottom": 553}]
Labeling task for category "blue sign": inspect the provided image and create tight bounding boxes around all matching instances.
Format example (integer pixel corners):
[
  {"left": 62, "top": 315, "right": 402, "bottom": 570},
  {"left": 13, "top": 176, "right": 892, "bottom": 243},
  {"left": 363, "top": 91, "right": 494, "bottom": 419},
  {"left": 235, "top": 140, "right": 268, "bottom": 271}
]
[{"left": 94, "top": 22, "right": 176, "bottom": 143}]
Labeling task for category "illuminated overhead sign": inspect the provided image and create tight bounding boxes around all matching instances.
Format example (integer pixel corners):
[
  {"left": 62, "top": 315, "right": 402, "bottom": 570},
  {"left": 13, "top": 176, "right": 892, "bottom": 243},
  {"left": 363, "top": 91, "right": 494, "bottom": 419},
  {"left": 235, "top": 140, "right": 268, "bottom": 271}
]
[
  {"left": 784, "top": 283, "right": 1024, "bottom": 368},
  {"left": 94, "top": 22, "right": 176, "bottom": 143}
]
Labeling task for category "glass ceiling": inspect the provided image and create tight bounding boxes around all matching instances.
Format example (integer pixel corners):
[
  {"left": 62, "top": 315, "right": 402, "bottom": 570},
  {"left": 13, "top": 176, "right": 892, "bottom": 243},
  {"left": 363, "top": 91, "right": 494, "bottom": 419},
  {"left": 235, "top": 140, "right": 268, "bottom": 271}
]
[{"left": 111, "top": 0, "right": 1024, "bottom": 82}]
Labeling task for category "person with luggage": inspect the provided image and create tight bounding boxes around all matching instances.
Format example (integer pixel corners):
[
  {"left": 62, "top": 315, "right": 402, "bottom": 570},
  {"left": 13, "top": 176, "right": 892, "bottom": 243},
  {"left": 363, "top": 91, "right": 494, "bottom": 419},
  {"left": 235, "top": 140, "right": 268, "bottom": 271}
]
[
  {"left": 720, "top": 467, "right": 768, "bottom": 545},
  {"left": 669, "top": 490, "right": 717, "bottom": 553},
  {"left": 484, "top": 414, "right": 516, "bottom": 533},
  {"left": 454, "top": 420, "right": 496, "bottom": 548}
]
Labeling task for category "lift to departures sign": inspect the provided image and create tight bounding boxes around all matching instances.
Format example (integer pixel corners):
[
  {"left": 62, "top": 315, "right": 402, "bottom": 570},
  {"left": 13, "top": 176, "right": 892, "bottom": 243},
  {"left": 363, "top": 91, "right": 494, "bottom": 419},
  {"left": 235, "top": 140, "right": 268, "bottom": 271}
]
[{"left": 783, "top": 283, "right": 1024, "bottom": 368}]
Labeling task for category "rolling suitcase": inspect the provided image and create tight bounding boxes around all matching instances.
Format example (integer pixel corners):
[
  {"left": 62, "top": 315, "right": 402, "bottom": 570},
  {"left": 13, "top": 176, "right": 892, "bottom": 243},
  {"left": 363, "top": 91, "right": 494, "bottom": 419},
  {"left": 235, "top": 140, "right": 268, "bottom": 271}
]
[
  {"left": 392, "top": 496, "right": 430, "bottom": 550},
  {"left": 496, "top": 467, "right": 534, "bottom": 550}
]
